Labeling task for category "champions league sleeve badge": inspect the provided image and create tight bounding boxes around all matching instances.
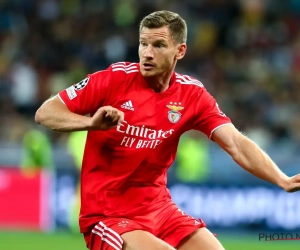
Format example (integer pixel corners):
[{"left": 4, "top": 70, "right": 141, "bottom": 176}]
[
  {"left": 74, "top": 77, "right": 90, "bottom": 90},
  {"left": 166, "top": 102, "right": 184, "bottom": 123}
]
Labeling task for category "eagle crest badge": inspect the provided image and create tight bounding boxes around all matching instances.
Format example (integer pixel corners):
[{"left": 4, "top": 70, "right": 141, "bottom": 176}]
[{"left": 167, "top": 103, "right": 184, "bottom": 123}]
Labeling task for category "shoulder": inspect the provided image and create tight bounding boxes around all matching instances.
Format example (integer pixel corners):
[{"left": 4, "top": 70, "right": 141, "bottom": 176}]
[
  {"left": 87, "top": 62, "right": 139, "bottom": 89},
  {"left": 174, "top": 72, "right": 204, "bottom": 90}
]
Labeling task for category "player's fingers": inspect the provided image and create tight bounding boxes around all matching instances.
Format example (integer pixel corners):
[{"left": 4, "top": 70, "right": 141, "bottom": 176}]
[
  {"left": 285, "top": 175, "right": 300, "bottom": 192},
  {"left": 287, "top": 185, "right": 300, "bottom": 192},
  {"left": 111, "top": 110, "right": 124, "bottom": 124},
  {"left": 112, "top": 109, "right": 119, "bottom": 119},
  {"left": 105, "top": 108, "right": 112, "bottom": 117},
  {"left": 106, "top": 107, "right": 120, "bottom": 118},
  {"left": 117, "top": 111, "right": 125, "bottom": 125},
  {"left": 106, "top": 109, "right": 118, "bottom": 122},
  {"left": 110, "top": 113, "right": 120, "bottom": 124},
  {"left": 291, "top": 174, "right": 300, "bottom": 184},
  {"left": 97, "top": 106, "right": 108, "bottom": 116}
]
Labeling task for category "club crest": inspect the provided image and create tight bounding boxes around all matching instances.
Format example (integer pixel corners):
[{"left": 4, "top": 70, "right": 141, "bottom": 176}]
[{"left": 167, "top": 103, "right": 184, "bottom": 123}]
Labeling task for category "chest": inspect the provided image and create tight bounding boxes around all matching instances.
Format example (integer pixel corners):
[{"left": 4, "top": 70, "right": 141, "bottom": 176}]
[{"left": 98, "top": 87, "right": 192, "bottom": 151}]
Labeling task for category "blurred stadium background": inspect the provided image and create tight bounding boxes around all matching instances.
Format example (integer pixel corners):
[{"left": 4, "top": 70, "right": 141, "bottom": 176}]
[{"left": 0, "top": 0, "right": 299, "bottom": 249}]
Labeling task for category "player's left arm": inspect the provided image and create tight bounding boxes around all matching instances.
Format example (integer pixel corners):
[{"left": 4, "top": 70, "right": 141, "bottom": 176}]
[{"left": 211, "top": 125, "right": 300, "bottom": 192}]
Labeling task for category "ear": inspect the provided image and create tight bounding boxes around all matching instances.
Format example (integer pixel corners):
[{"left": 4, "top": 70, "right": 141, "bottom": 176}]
[{"left": 175, "top": 43, "right": 187, "bottom": 60}]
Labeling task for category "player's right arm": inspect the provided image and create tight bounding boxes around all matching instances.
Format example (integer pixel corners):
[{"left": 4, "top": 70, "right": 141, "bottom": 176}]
[
  {"left": 35, "top": 69, "right": 124, "bottom": 132},
  {"left": 35, "top": 96, "right": 124, "bottom": 132}
]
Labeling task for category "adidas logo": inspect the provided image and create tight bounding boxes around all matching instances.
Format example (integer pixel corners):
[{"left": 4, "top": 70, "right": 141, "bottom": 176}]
[{"left": 121, "top": 100, "right": 134, "bottom": 111}]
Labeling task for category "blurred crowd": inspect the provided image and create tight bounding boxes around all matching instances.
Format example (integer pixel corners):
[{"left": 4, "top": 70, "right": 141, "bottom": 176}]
[{"left": 1, "top": 0, "right": 300, "bottom": 148}]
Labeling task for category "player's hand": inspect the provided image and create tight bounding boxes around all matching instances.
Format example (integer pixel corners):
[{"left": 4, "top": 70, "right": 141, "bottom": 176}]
[
  {"left": 89, "top": 106, "right": 124, "bottom": 130},
  {"left": 282, "top": 174, "right": 300, "bottom": 192}
]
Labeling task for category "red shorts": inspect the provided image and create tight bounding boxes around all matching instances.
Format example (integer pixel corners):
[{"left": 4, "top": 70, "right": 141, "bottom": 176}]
[{"left": 83, "top": 200, "right": 206, "bottom": 250}]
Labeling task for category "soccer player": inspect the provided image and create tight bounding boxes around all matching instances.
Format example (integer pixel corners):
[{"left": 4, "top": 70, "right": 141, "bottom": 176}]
[{"left": 35, "top": 10, "right": 300, "bottom": 250}]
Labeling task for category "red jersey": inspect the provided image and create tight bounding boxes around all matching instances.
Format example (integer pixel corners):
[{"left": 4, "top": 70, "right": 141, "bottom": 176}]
[{"left": 58, "top": 62, "right": 231, "bottom": 233}]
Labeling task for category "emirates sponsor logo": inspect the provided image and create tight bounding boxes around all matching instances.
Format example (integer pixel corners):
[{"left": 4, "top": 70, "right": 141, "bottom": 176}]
[
  {"left": 116, "top": 121, "right": 174, "bottom": 149},
  {"left": 116, "top": 121, "right": 174, "bottom": 140}
]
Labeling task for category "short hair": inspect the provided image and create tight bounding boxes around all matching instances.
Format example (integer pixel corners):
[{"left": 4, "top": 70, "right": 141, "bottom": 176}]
[{"left": 139, "top": 10, "right": 187, "bottom": 44}]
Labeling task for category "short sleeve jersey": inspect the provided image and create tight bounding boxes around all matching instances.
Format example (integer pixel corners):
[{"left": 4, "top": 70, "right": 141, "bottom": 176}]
[{"left": 58, "top": 62, "right": 232, "bottom": 233}]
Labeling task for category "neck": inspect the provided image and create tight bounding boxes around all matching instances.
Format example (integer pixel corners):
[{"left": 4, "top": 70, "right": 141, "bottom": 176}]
[{"left": 145, "top": 64, "right": 176, "bottom": 93}]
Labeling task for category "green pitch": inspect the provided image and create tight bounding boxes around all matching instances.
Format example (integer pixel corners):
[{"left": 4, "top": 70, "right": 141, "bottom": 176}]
[{"left": 0, "top": 230, "right": 298, "bottom": 250}]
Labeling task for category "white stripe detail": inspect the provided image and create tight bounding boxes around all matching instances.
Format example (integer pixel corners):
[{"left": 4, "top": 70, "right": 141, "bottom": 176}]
[
  {"left": 112, "top": 62, "right": 136, "bottom": 67},
  {"left": 111, "top": 62, "right": 127, "bottom": 67},
  {"left": 209, "top": 123, "right": 233, "bottom": 139},
  {"left": 99, "top": 221, "right": 123, "bottom": 243},
  {"left": 175, "top": 73, "right": 204, "bottom": 88},
  {"left": 128, "top": 100, "right": 133, "bottom": 107},
  {"left": 184, "top": 75, "right": 196, "bottom": 81},
  {"left": 176, "top": 80, "right": 203, "bottom": 88},
  {"left": 112, "top": 62, "right": 126, "bottom": 65},
  {"left": 112, "top": 68, "right": 139, "bottom": 73},
  {"left": 175, "top": 73, "right": 196, "bottom": 81},
  {"left": 176, "top": 79, "right": 203, "bottom": 85},
  {"left": 57, "top": 94, "right": 66, "bottom": 105},
  {"left": 92, "top": 229, "right": 121, "bottom": 250},
  {"left": 111, "top": 65, "right": 137, "bottom": 71},
  {"left": 94, "top": 225, "right": 122, "bottom": 248}
]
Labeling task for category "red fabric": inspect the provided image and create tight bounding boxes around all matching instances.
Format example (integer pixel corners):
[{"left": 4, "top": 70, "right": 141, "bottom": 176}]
[
  {"left": 83, "top": 200, "right": 206, "bottom": 249},
  {"left": 58, "top": 62, "right": 231, "bottom": 233}
]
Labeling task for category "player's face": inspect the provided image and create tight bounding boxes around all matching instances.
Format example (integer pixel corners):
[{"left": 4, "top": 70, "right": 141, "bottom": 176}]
[{"left": 139, "top": 26, "right": 186, "bottom": 78}]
